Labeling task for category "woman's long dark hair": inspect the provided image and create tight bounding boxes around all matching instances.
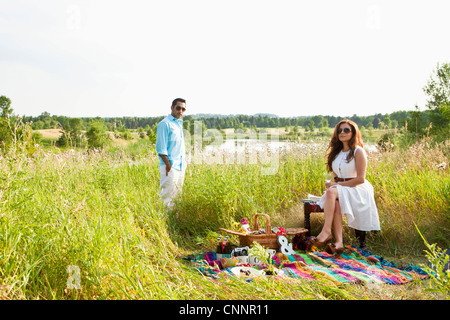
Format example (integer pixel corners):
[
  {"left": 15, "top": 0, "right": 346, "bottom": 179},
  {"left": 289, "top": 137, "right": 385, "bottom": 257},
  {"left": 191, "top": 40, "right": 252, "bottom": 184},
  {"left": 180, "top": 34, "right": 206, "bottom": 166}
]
[{"left": 326, "top": 119, "right": 364, "bottom": 172}]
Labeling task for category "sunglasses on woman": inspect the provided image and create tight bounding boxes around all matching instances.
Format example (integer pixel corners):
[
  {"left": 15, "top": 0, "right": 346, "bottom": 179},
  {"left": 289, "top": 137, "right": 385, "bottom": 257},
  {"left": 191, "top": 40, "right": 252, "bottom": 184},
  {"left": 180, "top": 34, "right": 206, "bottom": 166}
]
[{"left": 337, "top": 128, "right": 351, "bottom": 134}]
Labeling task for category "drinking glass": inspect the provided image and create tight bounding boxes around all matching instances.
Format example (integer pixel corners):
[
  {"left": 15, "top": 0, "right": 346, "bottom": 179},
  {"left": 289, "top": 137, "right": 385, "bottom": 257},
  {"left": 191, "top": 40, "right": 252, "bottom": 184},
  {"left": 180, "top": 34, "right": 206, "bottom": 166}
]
[{"left": 323, "top": 172, "right": 333, "bottom": 183}]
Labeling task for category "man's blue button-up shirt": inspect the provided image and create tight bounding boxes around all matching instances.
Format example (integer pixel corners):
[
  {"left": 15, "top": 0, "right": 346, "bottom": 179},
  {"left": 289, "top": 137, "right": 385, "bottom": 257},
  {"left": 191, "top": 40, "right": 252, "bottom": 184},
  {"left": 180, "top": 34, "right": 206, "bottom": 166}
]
[{"left": 156, "top": 114, "right": 186, "bottom": 171}]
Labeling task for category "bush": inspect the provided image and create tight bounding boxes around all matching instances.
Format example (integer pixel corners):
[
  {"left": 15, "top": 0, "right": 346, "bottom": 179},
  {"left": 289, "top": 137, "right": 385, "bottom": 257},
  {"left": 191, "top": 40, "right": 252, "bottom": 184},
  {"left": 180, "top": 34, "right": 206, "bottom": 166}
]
[{"left": 86, "top": 121, "right": 108, "bottom": 149}]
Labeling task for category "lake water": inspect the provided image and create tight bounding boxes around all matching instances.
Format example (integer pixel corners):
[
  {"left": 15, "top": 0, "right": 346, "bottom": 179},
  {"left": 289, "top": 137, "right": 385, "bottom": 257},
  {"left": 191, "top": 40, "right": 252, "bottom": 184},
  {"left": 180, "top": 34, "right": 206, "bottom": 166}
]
[
  {"left": 201, "top": 139, "right": 378, "bottom": 155},
  {"left": 185, "top": 138, "right": 377, "bottom": 172},
  {"left": 204, "top": 138, "right": 292, "bottom": 153}
]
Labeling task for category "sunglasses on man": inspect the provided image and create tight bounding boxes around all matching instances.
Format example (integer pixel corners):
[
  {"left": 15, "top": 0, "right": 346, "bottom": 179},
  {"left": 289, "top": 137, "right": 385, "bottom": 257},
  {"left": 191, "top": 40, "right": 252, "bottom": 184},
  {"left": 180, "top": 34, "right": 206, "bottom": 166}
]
[
  {"left": 175, "top": 106, "right": 186, "bottom": 111},
  {"left": 337, "top": 128, "right": 351, "bottom": 134}
]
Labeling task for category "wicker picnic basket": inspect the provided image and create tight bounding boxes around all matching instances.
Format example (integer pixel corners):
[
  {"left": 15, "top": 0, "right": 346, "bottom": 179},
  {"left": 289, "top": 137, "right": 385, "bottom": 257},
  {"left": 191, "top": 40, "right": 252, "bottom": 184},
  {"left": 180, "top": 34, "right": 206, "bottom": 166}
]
[{"left": 218, "top": 213, "right": 279, "bottom": 250}]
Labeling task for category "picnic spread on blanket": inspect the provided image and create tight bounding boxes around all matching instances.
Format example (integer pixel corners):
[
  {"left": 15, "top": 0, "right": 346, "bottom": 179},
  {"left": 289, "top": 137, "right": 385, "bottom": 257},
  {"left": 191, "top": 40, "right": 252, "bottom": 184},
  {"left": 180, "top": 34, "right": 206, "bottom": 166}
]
[{"left": 182, "top": 214, "right": 429, "bottom": 285}]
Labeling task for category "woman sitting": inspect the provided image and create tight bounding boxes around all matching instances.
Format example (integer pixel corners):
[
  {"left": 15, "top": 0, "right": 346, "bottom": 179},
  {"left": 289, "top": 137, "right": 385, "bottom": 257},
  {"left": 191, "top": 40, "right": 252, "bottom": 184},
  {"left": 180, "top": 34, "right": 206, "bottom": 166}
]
[{"left": 313, "top": 119, "right": 380, "bottom": 256}]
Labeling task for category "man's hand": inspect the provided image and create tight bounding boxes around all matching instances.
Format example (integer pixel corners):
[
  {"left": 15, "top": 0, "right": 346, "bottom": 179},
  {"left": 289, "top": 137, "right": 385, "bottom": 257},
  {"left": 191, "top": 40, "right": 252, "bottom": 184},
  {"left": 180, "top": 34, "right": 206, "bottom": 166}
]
[
  {"left": 159, "top": 154, "right": 171, "bottom": 176},
  {"left": 165, "top": 163, "right": 171, "bottom": 176}
]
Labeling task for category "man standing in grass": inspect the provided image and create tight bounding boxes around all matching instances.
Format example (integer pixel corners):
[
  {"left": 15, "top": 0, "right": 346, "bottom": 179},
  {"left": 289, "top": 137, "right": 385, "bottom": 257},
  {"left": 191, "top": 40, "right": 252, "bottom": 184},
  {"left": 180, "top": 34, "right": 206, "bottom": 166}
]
[{"left": 156, "top": 98, "right": 187, "bottom": 210}]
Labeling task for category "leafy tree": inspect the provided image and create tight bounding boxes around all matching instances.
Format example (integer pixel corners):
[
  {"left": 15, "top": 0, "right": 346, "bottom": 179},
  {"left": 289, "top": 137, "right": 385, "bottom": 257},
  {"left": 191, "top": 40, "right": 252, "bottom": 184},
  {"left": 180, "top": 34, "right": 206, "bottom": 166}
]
[
  {"left": 38, "top": 111, "right": 51, "bottom": 122},
  {"left": 391, "top": 119, "right": 398, "bottom": 129},
  {"left": 0, "top": 96, "right": 13, "bottom": 149},
  {"left": 319, "top": 117, "right": 328, "bottom": 131},
  {"left": 57, "top": 117, "right": 84, "bottom": 147},
  {"left": 424, "top": 62, "right": 450, "bottom": 108},
  {"left": 32, "top": 120, "right": 45, "bottom": 130},
  {"left": 32, "top": 131, "right": 42, "bottom": 144},
  {"left": 423, "top": 62, "right": 450, "bottom": 139},
  {"left": 147, "top": 127, "right": 157, "bottom": 144},
  {"left": 120, "top": 129, "right": 132, "bottom": 140},
  {"left": 382, "top": 114, "right": 392, "bottom": 128},
  {"left": 305, "top": 119, "right": 315, "bottom": 132},
  {"left": 56, "top": 131, "right": 70, "bottom": 147},
  {"left": 0, "top": 96, "right": 13, "bottom": 118},
  {"left": 137, "top": 127, "right": 145, "bottom": 139},
  {"left": 408, "top": 105, "right": 427, "bottom": 137},
  {"left": 428, "top": 103, "right": 450, "bottom": 139},
  {"left": 0, "top": 117, "right": 12, "bottom": 150},
  {"left": 183, "top": 119, "right": 191, "bottom": 133},
  {"left": 86, "top": 120, "right": 108, "bottom": 148}
]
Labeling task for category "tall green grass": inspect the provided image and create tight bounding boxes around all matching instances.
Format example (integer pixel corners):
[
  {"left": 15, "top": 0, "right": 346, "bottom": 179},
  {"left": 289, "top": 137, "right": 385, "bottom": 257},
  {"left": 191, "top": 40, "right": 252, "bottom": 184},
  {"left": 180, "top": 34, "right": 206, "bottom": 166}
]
[
  {"left": 368, "top": 140, "right": 449, "bottom": 254},
  {"left": 0, "top": 138, "right": 448, "bottom": 300},
  {"left": 175, "top": 141, "right": 449, "bottom": 256}
]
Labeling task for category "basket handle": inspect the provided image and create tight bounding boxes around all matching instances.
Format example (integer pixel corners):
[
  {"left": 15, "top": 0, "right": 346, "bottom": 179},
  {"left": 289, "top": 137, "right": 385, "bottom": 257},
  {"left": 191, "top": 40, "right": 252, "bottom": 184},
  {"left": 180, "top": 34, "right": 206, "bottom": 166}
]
[
  {"left": 218, "top": 228, "right": 247, "bottom": 236},
  {"left": 253, "top": 213, "right": 272, "bottom": 235}
]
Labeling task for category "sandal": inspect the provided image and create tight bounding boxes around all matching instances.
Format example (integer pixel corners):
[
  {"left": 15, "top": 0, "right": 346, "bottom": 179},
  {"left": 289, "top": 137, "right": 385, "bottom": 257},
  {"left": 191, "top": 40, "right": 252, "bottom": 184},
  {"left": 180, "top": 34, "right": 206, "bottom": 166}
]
[
  {"left": 334, "top": 246, "right": 344, "bottom": 257},
  {"left": 310, "top": 234, "right": 332, "bottom": 249},
  {"left": 325, "top": 243, "right": 336, "bottom": 254},
  {"left": 325, "top": 243, "right": 345, "bottom": 257}
]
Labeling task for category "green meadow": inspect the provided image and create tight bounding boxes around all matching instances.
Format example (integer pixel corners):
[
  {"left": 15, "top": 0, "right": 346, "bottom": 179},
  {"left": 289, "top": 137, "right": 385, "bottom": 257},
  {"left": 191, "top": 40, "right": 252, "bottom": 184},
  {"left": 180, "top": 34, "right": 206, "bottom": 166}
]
[{"left": 0, "top": 130, "right": 449, "bottom": 300}]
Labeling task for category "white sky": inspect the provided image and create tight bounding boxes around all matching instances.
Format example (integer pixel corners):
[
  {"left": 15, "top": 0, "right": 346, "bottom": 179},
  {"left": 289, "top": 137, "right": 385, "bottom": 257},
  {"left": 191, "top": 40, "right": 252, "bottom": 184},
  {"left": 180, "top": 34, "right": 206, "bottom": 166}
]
[{"left": 0, "top": 0, "right": 449, "bottom": 118}]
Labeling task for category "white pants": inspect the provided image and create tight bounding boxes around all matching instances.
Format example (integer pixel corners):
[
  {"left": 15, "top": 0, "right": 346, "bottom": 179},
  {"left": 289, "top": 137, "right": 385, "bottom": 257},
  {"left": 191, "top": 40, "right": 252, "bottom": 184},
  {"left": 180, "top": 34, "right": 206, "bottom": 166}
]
[{"left": 159, "top": 165, "right": 185, "bottom": 209}]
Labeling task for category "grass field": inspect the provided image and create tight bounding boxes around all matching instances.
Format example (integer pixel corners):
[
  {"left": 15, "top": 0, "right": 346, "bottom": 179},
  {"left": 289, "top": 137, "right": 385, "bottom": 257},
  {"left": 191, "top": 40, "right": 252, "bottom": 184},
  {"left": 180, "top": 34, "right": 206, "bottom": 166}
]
[{"left": 0, "top": 132, "right": 448, "bottom": 300}]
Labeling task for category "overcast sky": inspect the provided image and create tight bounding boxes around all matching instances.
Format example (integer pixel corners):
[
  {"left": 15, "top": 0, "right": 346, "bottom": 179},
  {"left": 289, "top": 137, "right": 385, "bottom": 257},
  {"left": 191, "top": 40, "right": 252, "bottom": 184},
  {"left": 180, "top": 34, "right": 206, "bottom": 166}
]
[{"left": 1, "top": 0, "right": 449, "bottom": 118}]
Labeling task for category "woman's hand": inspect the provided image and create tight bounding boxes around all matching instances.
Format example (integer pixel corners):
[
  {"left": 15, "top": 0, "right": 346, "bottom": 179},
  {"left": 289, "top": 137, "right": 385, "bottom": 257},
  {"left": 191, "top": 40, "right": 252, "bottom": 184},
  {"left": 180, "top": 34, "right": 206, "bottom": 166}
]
[{"left": 325, "top": 181, "right": 338, "bottom": 189}]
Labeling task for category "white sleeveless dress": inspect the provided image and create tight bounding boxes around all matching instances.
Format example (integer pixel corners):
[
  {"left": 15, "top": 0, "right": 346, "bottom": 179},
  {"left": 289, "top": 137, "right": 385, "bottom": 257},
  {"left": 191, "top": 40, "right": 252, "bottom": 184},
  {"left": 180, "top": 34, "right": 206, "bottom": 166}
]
[{"left": 317, "top": 146, "right": 381, "bottom": 231}]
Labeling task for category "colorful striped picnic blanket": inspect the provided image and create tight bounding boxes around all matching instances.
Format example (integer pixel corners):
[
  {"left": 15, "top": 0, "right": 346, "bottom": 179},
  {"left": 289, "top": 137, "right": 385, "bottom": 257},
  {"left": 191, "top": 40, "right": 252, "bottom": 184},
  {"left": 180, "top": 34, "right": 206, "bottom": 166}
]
[{"left": 184, "top": 245, "right": 429, "bottom": 285}]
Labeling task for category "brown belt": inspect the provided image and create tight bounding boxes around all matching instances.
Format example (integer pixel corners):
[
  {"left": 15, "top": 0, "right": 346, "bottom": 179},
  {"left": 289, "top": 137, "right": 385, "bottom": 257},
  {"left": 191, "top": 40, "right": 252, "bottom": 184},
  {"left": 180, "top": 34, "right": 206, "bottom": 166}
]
[{"left": 334, "top": 177, "right": 355, "bottom": 182}]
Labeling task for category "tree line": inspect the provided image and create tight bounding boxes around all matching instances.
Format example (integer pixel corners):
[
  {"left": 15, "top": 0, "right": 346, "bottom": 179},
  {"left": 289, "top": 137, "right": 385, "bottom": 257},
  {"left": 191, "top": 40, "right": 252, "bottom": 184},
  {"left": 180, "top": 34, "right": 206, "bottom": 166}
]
[
  {"left": 10, "top": 107, "right": 436, "bottom": 133},
  {"left": 1, "top": 62, "right": 448, "bottom": 150}
]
